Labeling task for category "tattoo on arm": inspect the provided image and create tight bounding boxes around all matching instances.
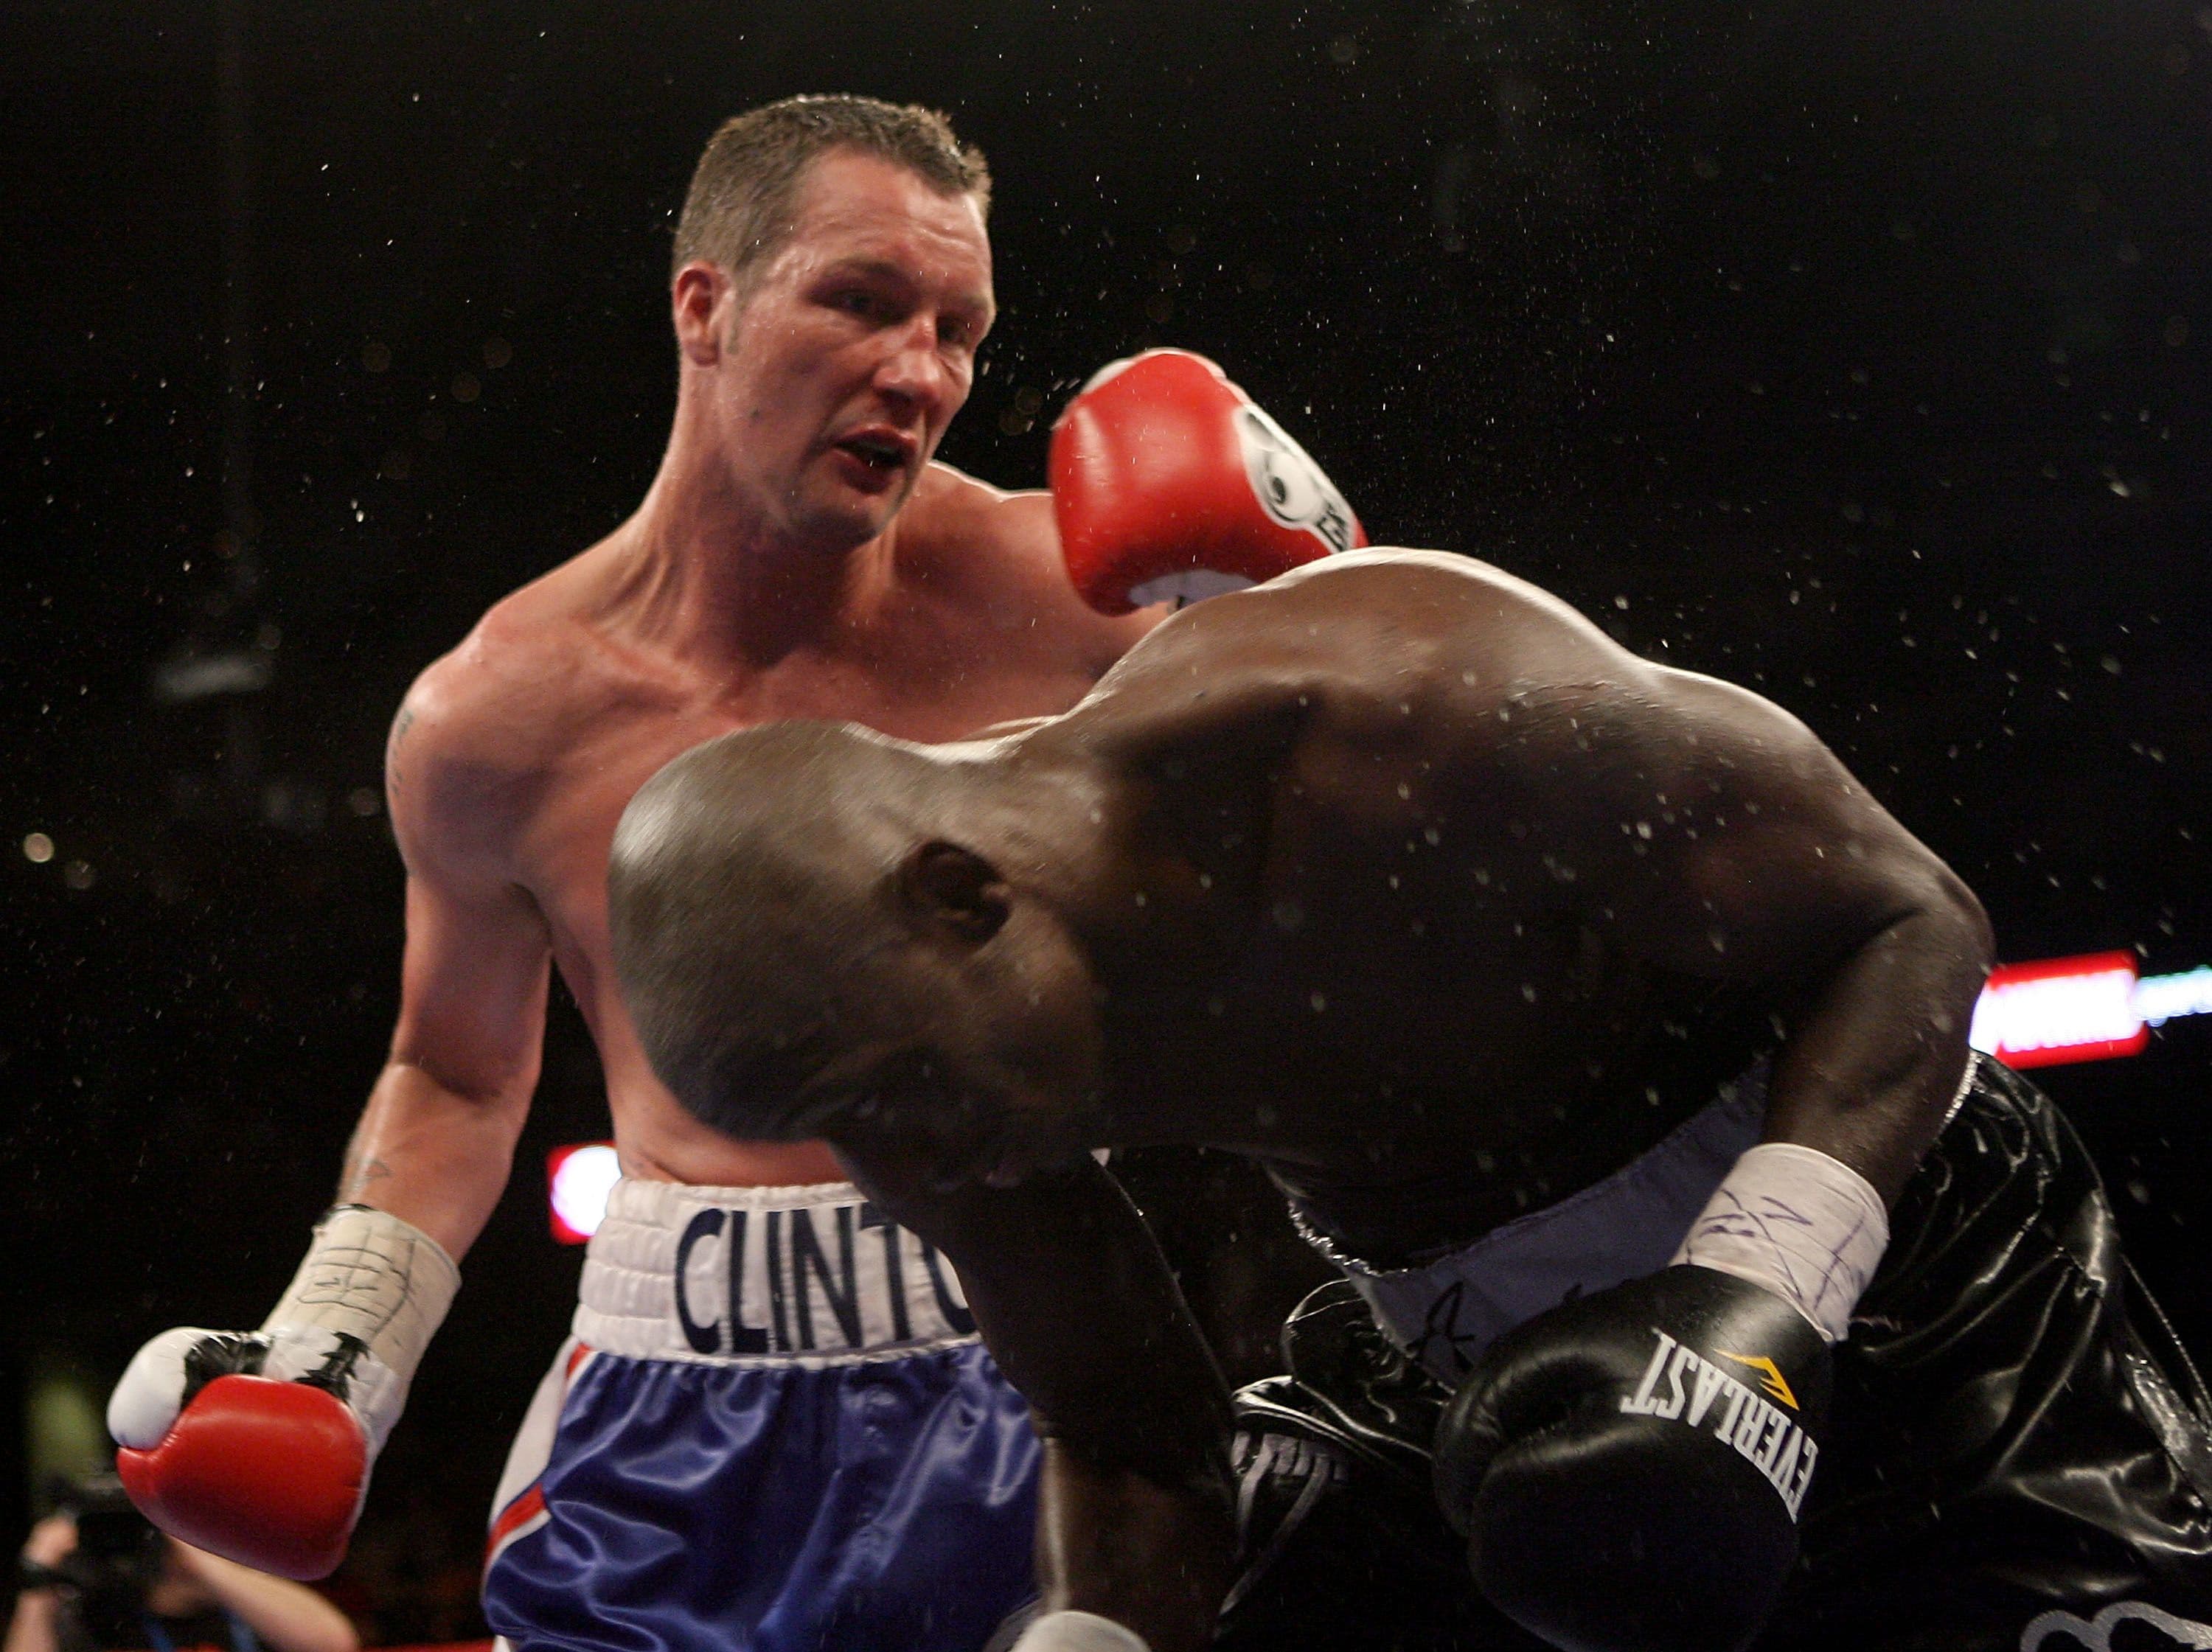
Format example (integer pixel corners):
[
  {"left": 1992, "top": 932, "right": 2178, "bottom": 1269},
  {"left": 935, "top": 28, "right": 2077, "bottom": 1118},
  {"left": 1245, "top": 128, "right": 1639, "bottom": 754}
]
[
  {"left": 386, "top": 708, "right": 417, "bottom": 791},
  {"left": 340, "top": 1154, "right": 394, "bottom": 1201}
]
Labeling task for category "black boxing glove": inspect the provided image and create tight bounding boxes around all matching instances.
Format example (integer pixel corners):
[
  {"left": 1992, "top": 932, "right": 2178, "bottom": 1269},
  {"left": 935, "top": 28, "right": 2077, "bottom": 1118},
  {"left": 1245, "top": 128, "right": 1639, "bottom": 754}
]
[{"left": 1431, "top": 1265, "right": 1832, "bottom": 1652}]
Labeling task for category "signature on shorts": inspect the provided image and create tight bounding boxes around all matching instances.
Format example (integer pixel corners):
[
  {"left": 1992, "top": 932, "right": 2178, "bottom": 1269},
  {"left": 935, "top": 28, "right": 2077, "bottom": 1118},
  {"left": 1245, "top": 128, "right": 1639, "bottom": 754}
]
[{"left": 2019, "top": 1600, "right": 2212, "bottom": 1651}]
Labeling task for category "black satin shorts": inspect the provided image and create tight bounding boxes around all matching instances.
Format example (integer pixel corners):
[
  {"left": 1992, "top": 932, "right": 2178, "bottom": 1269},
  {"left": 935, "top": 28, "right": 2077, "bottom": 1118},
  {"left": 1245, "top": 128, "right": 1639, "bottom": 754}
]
[{"left": 1218, "top": 1057, "right": 2212, "bottom": 1651}]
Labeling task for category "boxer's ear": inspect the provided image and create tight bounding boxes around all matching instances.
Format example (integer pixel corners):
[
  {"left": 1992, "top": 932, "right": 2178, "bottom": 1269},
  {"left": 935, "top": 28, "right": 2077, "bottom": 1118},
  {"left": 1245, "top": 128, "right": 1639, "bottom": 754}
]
[{"left": 897, "top": 842, "right": 1011, "bottom": 944}]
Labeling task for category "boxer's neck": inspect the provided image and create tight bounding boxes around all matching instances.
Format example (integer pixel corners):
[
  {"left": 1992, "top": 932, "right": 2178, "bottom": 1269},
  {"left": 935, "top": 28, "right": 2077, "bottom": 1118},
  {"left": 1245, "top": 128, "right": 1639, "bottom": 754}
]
[{"left": 614, "top": 429, "right": 902, "bottom": 670}]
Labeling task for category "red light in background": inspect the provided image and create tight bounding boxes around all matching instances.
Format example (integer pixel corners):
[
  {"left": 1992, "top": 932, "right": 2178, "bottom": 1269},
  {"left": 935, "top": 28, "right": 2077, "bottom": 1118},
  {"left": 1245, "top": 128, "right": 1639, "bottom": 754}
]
[
  {"left": 547, "top": 1143, "right": 619, "bottom": 1244},
  {"left": 1970, "top": 951, "right": 2149, "bottom": 1070}
]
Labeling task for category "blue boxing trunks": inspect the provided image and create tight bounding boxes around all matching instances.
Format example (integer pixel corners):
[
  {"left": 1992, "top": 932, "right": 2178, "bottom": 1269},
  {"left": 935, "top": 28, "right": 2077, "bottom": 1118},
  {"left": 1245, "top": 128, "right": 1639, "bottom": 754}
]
[{"left": 482, "top": 1177, "right": 1040, "bottom": 1652}]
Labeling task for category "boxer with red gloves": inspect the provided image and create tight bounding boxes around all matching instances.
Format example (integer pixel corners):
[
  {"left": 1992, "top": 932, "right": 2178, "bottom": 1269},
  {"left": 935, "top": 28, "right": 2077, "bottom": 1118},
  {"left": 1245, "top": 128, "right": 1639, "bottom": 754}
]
[
  {"left": 608, "top": 548, "right": 2212, "bottom": 1652},
  {"left": 109, "top": 1205, "right": 457, "bottom": 1580},
  {"left": 109, "top": 96, "right": 1357, "bottom": 1650},
  {"left": 1051, "top": 349, "right": 1364, "bottom": 613}
]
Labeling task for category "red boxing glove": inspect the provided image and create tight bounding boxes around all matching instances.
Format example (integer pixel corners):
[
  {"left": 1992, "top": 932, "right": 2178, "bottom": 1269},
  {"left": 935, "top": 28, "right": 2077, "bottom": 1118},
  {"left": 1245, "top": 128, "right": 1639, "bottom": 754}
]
[
  {"left": 108, "top": 1207, "right": 458, "bottom": 1580},
  {"left": 117, "top": 1370, "right": 366, "bottom": 1580},
  {"left": 1050, "top": 349, "right": 1366, "bottom": 614}
]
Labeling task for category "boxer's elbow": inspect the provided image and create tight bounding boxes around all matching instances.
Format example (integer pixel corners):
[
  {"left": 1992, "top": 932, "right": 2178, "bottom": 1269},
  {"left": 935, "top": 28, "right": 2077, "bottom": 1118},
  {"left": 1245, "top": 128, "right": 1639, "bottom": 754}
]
[
  {"left": 1833, "top": 857, "right": 1995, "bottom": 1088},
  {"left": 1935, "top": 863, "right": 1995, "bottom": 982},
  {"left": 1899, "top": 854, "right": 1995, "bottom": 1003}
]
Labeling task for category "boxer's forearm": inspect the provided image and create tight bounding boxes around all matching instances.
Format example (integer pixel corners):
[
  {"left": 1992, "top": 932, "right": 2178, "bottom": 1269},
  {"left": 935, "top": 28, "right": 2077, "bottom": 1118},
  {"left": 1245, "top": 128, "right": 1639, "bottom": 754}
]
[
  {"left": 1037, "top": 1443, "right": 1237, "bottom": 1652},
  {"left": 336, "top": 1060, "right": 533, "bottom": 1261},
  {"left": 1761, "top": 891, "right": 1992, "bottom": 1203}
]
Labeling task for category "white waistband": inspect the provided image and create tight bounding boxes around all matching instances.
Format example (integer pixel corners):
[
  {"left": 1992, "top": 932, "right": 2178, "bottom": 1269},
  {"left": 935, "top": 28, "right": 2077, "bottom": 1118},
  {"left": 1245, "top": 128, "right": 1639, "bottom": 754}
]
[{"left": 576, "top": 1178, "right": 981, "bottom": 1367}]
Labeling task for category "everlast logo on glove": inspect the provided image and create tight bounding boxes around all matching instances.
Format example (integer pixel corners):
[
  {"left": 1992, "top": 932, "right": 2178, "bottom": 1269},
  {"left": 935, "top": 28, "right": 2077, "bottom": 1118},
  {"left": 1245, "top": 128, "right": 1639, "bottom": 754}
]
[
  {"left": 1618, "top": 1328, "right": 1820, "bottom": 1520},
  {"left": 1433, "top": 1266, "right": 1835, "bottom": 1652}
]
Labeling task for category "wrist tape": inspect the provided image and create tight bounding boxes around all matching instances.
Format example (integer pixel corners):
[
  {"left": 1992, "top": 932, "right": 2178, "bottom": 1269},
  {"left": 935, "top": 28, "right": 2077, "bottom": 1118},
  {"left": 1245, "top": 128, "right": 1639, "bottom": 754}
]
[
  {"left": 1670, "top": 1143, "right": 1888, "bottom": 1344},
  {"left": 1009, "top": 1611, "right": 1152, "bottom": 1652},
  {"left": 260, "top": 1205, "right": 459, "bottom": 1449}
]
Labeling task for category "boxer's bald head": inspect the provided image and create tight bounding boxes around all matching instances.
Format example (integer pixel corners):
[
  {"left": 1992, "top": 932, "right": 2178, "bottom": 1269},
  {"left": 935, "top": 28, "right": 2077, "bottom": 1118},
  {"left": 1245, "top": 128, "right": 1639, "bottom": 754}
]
[{"left": 610, "top": 723, "right": 1105, "bottom": 1185}]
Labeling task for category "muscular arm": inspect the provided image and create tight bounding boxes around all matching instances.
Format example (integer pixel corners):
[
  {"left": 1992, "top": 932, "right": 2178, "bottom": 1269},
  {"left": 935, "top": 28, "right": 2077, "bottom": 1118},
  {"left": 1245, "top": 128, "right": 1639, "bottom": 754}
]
[
  {"left": 842, "top": 1149, "right": 1236, "bottom": 1652},
  {"left": 340, "top": 687, "right": 552, "bottom": 1260},
  {"left": 1522, "top": 663, "right": 1993, "bottom": 1202},
  {"left": 1218, "top": 551, "right": 1994, "bottom": 1203}
]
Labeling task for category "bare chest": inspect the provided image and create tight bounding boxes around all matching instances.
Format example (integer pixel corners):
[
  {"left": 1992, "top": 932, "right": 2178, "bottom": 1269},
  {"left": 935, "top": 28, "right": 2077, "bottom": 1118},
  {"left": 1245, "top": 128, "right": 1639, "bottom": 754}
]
[{"left": 516, "top": 644, "right": 1107, "bottom": 1004}]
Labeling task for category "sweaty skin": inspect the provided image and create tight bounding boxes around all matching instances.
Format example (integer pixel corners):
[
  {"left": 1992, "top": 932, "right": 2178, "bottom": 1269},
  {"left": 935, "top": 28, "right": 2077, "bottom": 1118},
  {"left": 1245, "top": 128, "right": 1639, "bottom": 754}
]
[
  {"left": 611, "top": 548, "right": 1994, "bottom": 1652},
  {"left": 341, "top": 147, "right": 1154, "bottom": 1264}
]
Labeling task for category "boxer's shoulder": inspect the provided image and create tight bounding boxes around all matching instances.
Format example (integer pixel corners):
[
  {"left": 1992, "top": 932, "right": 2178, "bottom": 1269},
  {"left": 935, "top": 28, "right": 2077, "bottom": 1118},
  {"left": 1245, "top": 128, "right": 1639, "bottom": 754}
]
[
  {"left": 1264, "top": 548, "right": 1632, "bottom": 664},
  {"left": 1112, "top": 548, "right": 1641, "bottom": 729},
  {"left": 1233, "top": 548, "right": 1809, "bottom": 756},
  {"left": 898, "top": 462, "right": 1156, "bottom": 666},
  {"left": 386, "top": 564, "right": 625, "bottom": 865}
]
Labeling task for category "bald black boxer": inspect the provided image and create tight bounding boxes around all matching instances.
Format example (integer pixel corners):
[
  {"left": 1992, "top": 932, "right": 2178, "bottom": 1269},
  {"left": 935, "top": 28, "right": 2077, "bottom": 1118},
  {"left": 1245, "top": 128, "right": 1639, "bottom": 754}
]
[{"left": 607, "top": 550, "right": 2212, "bottom": 1652}]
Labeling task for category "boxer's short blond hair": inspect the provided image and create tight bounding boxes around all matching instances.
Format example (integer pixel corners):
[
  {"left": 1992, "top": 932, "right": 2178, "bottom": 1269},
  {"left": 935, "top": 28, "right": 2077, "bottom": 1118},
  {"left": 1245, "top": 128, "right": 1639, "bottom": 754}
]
[{"left": 672, "top": 94, "right": 990, "bottom": 288}]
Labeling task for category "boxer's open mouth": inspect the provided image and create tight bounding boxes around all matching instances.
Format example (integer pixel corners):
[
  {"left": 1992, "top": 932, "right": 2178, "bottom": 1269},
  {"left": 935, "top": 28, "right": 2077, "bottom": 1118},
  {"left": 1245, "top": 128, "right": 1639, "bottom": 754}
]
[{"left": 834, "top": 430, "right": 916, "bottom": 474}]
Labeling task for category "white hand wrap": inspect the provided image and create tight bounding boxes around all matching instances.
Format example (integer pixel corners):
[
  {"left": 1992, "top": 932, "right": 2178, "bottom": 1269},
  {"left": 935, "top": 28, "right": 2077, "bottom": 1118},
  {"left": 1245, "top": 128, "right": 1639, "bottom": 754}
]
[
  {"left": 1009, "top": 1611, "right": 1152, "bottom": 1652},
  {"left": 1670, "top": 1143, "right": 1888, "bottom": 1345},
  {"left": 108, "top": 1205, "right": 458, "bottom": 1460},
  {"left": 260, "top": 1205, "right": 459, "bottom": 1450}
]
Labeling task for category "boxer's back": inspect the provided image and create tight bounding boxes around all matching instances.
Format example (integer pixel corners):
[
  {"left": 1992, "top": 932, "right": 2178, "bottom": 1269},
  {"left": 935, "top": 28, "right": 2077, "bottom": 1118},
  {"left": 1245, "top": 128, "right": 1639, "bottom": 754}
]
[
  {"left": 397, "top": 464, "right": 1138, "bottom": 1185},
  {"left": 1051, "top": 551, "right": 1832, "bottom": 1246}
]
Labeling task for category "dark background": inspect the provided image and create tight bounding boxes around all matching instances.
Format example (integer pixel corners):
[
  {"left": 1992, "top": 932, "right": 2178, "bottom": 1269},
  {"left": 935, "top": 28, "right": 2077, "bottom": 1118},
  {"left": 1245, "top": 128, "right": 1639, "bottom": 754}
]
[{"left": 2, "top": 0, "right": 2207, "bottom": 1638}]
